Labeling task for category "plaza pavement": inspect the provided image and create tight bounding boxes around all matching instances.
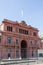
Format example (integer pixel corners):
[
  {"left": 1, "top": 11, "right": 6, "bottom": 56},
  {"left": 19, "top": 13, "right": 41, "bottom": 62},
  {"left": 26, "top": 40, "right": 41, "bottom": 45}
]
[
  {"left": 1, "top": 59, "right": 43, "bottom": 65},
  {"left": 29, "top": 63, "right": 43, "bottom": 65}
]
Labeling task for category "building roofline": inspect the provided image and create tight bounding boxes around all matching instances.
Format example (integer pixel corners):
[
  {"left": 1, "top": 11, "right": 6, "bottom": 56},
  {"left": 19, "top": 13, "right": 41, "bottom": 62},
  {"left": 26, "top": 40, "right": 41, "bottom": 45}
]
[{"left": 2, "top": 19, "right": 39, "bottom": 31}]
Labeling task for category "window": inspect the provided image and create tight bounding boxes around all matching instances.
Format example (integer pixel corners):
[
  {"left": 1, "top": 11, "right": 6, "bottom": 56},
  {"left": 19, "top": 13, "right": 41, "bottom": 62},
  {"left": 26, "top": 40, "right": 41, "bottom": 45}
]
[
  {"left": 33, "top": 32, "right": 37, "bottom": 36},
  {"left": 40, "top": 43, "right": 42, "bottom": 47},
  {"left": 30, "top": 41, "right": 33, "bottom": 46},
  {"left": 7, "top": 26, "right": 12, "bottom": 32},
  {"left": 7, "top": 48, "right": 11, "bottom": 58},
  {"left": 8, "top": 53, "right": 11, "bottom": 58},
  {"left": 19, "top": 29, "right": 28, "bottom": 35},
  {"left": 7, "top": 37, "right": 11, "bottom": 44},
  {"left": 34, "top": 40, "right": 37, "bottom": 46},
  {"left": 39, "top": 53, "right": 43, "bottom": 57},
  {"left": 7, "top": 48, "right": 11, "bottom": 53},
  {"left": 16, "top": 39, "right": 18, "bottom": 45},
  {"left": 16, "top": 50, "right": 19, "bottom": 58},
  {"left": 32, "top": 51, "right": 34, "bottom": 57}
]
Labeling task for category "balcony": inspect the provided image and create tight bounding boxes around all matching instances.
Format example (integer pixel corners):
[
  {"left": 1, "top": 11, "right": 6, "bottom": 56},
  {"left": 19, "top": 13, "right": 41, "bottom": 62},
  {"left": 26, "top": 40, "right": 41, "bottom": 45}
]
[
  {"left": 3, "top": 41, "right": 15, "bottom": 47},
  {"left": 29, "top": 43, "right": 39, "bottom": 49}
]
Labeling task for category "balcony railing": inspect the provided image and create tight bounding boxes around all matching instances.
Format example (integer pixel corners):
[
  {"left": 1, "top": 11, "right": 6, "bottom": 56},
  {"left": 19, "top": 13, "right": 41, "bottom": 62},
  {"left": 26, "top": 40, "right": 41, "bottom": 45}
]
[{"left": 29, "top": 44, "right": 40, "bottom": 48}]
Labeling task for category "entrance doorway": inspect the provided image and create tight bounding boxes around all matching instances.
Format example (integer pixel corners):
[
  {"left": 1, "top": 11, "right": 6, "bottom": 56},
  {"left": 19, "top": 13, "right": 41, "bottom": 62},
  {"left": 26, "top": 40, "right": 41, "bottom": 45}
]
[{"left": 21, "top": 40, "right": 27, "bottom": 59}]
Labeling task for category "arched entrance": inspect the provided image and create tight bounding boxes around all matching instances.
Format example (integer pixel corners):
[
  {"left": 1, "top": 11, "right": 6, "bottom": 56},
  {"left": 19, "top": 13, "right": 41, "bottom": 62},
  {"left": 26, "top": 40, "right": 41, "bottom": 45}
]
[{"left": 21, "top": 40, "right": 27, "bottom": 59}]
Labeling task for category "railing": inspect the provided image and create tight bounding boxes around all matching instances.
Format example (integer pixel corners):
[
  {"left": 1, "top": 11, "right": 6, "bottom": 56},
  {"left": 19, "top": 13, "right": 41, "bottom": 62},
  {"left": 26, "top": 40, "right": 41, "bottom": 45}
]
[
  {"left": 29, "top": 44, "right": 40, "bottom": 49},
  {"left": 0, "top": 49, "right": 38, "bottom": 59},
  {"left": 0, "top": 49, "right": 43, "bottom": 65}
]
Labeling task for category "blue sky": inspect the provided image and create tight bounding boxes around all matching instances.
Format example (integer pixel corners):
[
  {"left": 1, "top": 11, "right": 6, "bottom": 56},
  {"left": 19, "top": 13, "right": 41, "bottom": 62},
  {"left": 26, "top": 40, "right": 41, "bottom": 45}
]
[{"left": 0, "top": 0, "right": 43, "bottom": 34}]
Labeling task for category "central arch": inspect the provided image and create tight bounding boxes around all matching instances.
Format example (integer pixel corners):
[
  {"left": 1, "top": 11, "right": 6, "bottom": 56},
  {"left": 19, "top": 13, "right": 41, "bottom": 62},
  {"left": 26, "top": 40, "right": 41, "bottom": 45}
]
[{"left": 21, "top": 40, "right": 27, "bottom": 59}]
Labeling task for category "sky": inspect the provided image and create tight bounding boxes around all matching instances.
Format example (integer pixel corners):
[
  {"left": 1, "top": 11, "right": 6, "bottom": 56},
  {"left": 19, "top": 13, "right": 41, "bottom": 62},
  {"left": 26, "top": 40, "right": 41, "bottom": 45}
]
[{"left": 0, "top": 0, "right": 43, "bottom": 34}]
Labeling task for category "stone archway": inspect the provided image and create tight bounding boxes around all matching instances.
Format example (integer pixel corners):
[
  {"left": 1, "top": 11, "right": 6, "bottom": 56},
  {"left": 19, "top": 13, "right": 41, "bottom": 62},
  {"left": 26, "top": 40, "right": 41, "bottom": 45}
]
[{"left": 21, "top": 40, "right": 27, "bottom": 59}]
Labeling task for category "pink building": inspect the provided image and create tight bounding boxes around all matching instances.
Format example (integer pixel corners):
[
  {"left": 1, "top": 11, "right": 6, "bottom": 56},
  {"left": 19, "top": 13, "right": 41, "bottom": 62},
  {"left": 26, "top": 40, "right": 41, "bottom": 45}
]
[{"left": 0, "top": 19, "right": 41, "bottom": 59}]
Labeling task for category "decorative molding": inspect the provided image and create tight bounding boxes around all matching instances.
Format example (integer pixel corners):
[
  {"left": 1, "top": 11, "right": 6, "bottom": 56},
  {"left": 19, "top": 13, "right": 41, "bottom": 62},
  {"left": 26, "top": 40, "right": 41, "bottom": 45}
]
[{"left": 20, "top": 21, "right": 27, "bottom": 26}]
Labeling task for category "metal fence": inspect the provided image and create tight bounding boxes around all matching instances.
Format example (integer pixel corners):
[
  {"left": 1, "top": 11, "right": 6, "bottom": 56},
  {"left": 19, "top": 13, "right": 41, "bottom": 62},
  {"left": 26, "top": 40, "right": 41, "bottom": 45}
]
[
  {"left": 0, "top": 49, "right": 43, "bottom": 65},
  {"left": 0, "top": 49, "right": 38, "bottom": 60}
]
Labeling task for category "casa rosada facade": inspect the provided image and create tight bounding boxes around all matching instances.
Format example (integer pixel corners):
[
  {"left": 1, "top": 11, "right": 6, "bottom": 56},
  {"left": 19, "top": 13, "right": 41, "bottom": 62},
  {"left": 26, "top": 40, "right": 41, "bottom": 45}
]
[{"left": 0, "top": 19, "right": 41, "bottom": 59}]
